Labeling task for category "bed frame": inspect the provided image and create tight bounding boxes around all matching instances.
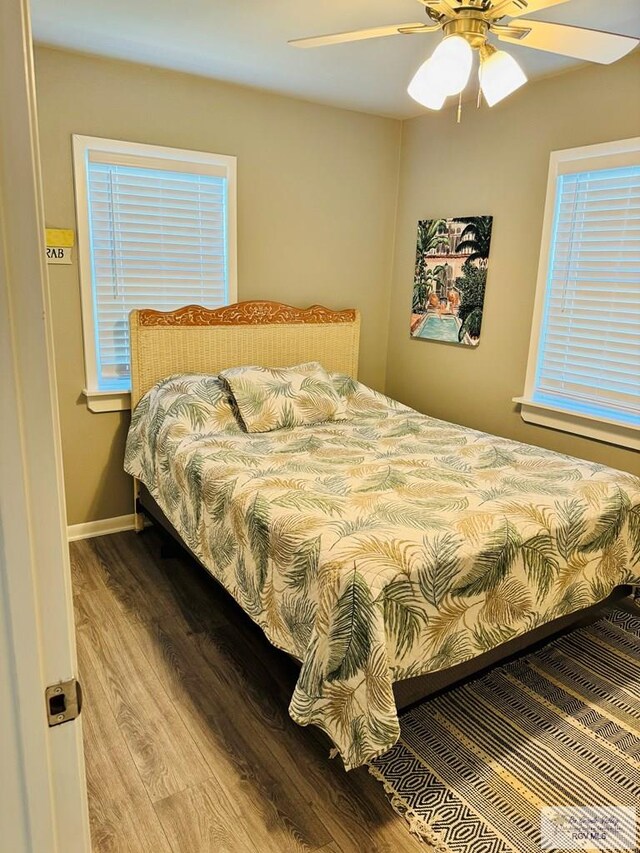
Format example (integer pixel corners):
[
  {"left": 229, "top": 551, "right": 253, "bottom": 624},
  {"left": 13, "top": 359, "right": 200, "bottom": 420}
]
[{"left": 129, "top": 300, "right": 631, "bottom": 712}]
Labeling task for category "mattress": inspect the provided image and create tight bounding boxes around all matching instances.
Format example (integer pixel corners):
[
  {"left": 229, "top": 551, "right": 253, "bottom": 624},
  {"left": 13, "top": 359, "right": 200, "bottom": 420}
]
[{"left": 125, "top": 372, "right": 640, "bottom": 769}]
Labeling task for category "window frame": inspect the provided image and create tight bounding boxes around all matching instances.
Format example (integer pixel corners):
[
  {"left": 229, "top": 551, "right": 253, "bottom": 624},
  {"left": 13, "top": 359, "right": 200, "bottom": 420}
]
[
  {"left": 72, "top": 135, "right": 237, "bottom": 412},
  {"left": 514, "top": 137, "right": 640, "bottom": 451}
]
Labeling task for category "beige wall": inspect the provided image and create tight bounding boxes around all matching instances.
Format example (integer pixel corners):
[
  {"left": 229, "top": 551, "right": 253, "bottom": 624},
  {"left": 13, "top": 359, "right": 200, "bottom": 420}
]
[
  {"left": 386, "top": 53, "right": 640, "bottom": 476},
  {"left": 34, "top": 46, "right": 401, "bottom": 525}
]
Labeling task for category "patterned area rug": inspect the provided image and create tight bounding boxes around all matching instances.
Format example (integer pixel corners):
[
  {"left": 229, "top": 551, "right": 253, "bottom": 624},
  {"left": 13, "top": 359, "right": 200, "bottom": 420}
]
[{"left": 369, "top": 608, "right": 640, "bottom": 852}]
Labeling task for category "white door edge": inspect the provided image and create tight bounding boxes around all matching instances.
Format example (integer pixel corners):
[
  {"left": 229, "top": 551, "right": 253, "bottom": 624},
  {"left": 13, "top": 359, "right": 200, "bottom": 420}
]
[{"left": 0, "top": 1, "right": 90, "bottom": 851}]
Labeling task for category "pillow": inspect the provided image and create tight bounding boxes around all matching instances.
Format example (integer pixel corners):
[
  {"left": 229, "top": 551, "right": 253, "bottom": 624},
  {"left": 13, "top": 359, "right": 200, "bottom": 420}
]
[
  {"left": 219, "top": 361, "right": 348, "bottom": 433},
  {"left": 132, "top": 373, "right": 244, "bottom": 436}
]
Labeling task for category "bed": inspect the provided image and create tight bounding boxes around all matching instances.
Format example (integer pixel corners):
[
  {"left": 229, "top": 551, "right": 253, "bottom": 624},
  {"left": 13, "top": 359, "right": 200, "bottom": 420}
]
[{"left": 124, "top": 300, "right": 640, "bottom": 770}]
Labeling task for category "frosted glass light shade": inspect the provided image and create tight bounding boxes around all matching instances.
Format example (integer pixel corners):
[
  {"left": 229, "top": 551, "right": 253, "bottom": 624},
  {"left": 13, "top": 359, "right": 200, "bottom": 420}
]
[
  {"left": 430, "top": 36, "right": 473, "bottom": 96},
  {"left": 479, "top": 48, "right": 527, "bottom": 106},
  {"left": 407, "top": 58, "right": 448, "bottom": 110}
]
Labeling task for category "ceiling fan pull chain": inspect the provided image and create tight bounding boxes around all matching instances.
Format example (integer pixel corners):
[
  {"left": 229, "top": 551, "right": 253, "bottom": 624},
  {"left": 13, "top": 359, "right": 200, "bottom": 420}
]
[{"left": 457, "top": 90, "right": 463, "bottom": 124}]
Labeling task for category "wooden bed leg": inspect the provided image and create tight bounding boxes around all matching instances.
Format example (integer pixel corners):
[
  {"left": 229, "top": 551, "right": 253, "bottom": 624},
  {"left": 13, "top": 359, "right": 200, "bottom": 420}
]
[{"left": 133, "top": 478, "right": 145, "bottom": 532}]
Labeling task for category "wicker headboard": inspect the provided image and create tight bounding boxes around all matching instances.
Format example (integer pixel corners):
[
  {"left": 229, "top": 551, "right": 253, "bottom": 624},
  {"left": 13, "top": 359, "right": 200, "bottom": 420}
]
[{"left": 129, "top": 301, "right": 361, "bottom": 408}]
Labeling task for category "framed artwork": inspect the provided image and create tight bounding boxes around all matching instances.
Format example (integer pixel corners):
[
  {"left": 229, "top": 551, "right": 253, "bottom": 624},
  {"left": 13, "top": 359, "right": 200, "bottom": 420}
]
[{"left": 410, "top": 215, "right": 493, "bottom": 346}]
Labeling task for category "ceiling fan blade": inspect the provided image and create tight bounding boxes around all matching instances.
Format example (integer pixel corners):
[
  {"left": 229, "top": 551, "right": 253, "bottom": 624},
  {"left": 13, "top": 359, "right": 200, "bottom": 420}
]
[
  {"left": 493, "top": 19, "right": 639, "bottom": 64},
  {"left": 288, "top": 22, "right": 439, "bottom": 49},
  {"left": 487, "top": 0, "right": 569, "bottom": 21}
]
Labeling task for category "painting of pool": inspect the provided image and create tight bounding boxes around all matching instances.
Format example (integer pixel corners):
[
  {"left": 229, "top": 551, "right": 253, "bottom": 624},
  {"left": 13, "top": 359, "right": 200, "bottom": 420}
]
[
  {"left": 413, "top": 313, "right": 461, "bottom": 343},
  {"left": 411, "top": 215, "right": 493, "bottom": 346}
]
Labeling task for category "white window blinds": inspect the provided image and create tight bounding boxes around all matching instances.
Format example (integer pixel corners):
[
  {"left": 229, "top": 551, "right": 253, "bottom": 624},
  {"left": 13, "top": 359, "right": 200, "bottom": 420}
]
[
  {"left": 77, "top": 141, "right": 235, "bottom": 394},
  {"left": 534, "top": 164, "right": 640, "bottom": 427}
]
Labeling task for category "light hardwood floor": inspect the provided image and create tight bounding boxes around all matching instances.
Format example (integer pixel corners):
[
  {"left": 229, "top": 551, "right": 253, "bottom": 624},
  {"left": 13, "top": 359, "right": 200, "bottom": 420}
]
[{"left": 71, "top": 530, "right": 424, "bottom": 853}]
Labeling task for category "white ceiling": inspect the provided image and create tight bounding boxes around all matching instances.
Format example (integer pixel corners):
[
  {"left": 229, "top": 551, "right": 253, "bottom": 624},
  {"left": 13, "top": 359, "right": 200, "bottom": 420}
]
[{"left": 30, "top": 0, "right": 640, "bottom": 119}]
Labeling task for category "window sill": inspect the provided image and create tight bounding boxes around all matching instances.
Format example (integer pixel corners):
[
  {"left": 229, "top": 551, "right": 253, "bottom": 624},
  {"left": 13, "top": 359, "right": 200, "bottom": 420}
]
[
  {"left": 83, "top": 388, "right": 131, "bottom": 413},
  {"left": 513, "top": 396, "right": 639, "bottom": 452}
]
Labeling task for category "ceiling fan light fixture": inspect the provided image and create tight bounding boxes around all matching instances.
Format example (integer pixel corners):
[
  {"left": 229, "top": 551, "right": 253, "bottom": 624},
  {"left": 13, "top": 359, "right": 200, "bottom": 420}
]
[
  {"left": 479, "top": 43, "right": 527, "bottom": 106},
  {"left": 430, "top": 35, "right": 474, "bottom": 96},
  {"left": 407, "top": 58, "right": 448, "bottom": 110}
]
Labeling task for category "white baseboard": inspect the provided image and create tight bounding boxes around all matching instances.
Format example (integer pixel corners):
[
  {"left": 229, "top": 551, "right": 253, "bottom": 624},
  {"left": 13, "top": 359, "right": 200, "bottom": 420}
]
[{"left": 67, "top": 514, "right": 137, "bottom": 542}]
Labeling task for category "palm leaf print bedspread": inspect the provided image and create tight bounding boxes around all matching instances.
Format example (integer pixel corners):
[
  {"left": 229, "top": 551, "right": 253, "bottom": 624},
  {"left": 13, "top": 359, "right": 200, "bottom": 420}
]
[{"left": 125, "top": 373, "right": 640, "bottom": 769}]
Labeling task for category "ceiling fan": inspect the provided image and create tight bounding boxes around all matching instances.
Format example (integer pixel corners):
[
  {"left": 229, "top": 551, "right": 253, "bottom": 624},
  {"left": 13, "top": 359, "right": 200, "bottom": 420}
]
[{"left": 289, "top": 0, "right": 639, "bottom": 111}]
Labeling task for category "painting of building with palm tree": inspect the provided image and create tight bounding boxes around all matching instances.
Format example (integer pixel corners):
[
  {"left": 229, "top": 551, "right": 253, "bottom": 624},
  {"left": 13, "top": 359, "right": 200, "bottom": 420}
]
[{"left": 411, "top": 215, "right": 493, "bottom": 346}]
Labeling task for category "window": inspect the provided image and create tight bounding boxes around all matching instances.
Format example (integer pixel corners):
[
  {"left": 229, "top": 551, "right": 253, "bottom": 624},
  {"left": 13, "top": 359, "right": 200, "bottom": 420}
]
[
  {"left": 73, "top": 136, "right": 237, "bottom": 411},
  {"left": 515, "top": 138, "right": 640, "bottom": 451}
]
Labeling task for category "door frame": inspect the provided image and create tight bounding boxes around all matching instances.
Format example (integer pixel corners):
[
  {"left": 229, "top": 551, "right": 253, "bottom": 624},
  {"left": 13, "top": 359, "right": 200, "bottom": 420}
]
[{"left": 0, "top": 0, "right": 90, "bottom": 850}]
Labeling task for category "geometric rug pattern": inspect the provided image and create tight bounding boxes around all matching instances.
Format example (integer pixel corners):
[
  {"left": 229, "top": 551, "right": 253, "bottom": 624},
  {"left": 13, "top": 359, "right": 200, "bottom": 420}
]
[{"left": 369, "top": 609, "right": 640, "bottom": 852}]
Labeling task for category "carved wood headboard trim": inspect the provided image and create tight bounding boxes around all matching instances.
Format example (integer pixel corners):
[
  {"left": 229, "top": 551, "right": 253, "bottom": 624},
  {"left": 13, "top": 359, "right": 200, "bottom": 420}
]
[{"left": 137, "top": 301, "right": 357, "bottom": 327}]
